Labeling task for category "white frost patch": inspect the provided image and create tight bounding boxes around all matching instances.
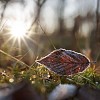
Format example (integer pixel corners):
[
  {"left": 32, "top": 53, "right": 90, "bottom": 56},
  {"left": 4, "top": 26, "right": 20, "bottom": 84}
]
[{"left": 48, "top": 84, "right": 77, "bottom": 100}]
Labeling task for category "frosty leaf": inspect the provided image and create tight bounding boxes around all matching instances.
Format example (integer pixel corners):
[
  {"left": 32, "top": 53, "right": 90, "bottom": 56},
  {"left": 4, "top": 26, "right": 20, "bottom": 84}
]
[{"left": 36, "top": 48, "right": 90, "bottom": 76}]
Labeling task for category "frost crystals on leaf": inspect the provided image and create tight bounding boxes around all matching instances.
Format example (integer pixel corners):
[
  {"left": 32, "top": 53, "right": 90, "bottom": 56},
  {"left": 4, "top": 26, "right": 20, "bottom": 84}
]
[{"left": 36, "top": 48, "right": 90, "bottom": 76}]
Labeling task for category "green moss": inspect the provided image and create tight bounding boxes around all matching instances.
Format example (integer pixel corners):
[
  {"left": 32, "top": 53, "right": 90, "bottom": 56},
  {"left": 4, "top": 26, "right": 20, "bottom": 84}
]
[{"left": 0, "top": 63, "right": 100, "bottom": 94}]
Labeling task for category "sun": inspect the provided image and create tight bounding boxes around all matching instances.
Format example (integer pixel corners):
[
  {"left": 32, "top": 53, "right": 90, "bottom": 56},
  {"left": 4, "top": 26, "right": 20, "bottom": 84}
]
[
  {"left": 10, "top": 21, "right": 27, "bottom": 39},
  {"left": 3, "top": 19, "right": 30, "bottom": 50},
  {"left": 3, "top": 19, "right": 38, "bottom": 58}
]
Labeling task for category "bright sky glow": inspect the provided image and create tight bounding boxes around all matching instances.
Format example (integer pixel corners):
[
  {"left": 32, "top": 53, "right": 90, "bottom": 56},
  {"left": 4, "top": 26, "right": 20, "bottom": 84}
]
[
  {"left": 10, "top": 21, "right": 27, "bottom": 39},
  {"left": 2, "top": 19, "right": 29, "bottom": 52}
]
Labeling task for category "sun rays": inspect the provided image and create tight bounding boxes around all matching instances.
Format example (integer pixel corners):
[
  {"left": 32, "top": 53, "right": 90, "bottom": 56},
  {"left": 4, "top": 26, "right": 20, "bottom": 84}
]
[
  {"left": 0, "top": 18, "right": 39, "bottom": 65},
  {"left": 7, "top": 20, "right": 28, "bottom": 51}
]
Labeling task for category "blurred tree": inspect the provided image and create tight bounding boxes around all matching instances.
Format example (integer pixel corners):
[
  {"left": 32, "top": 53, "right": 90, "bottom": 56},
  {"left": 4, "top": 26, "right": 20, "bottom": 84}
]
[{"left": 90, "top": 0, "right": 100, "bottom": 61}]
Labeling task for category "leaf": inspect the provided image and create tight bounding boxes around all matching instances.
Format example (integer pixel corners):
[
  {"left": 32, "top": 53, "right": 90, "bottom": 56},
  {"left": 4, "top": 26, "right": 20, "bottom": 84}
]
[{"left": 36, "top": 48, "right": 90, "bottom": 76}]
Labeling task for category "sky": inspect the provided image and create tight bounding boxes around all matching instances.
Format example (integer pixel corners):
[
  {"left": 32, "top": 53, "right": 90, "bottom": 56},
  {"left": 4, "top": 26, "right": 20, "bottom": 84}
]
[
  {"left": 0, "top": 0, "right": 38, "bottom": 34},
  {"left": 40, "top": 0, "right": 99, "bottom": 36},
  {"left": 0, "top": 0, "right": 99, "bottom": 45},
  {"left": 0, "top": 0, "right": 99, "bottom": 36}
]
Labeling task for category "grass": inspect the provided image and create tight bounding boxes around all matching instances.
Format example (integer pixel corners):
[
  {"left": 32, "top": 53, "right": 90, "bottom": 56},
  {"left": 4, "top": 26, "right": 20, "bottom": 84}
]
[{"left": 0, "top": 57, "right": 100, "bottom": 95}]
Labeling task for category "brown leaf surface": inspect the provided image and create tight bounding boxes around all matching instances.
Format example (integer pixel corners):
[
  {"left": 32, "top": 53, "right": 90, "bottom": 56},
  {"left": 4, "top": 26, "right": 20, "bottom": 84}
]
[{"left": 36, "top": 48, "right": 90, "bottom": 75}]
